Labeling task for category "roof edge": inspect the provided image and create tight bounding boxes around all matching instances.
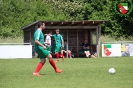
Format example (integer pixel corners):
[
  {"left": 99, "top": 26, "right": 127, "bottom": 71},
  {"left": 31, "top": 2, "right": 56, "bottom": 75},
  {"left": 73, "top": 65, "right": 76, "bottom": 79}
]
[
  {"left": 21, "top": 20, "right": 40, "bottom": 30},
  {"left": 21, "top": 20, "right": 107, "bottom": 30}
]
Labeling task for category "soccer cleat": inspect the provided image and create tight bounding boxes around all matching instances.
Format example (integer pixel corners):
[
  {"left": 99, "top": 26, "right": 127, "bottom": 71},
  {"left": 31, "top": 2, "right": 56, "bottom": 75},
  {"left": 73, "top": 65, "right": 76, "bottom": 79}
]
[
  {"left": 33, "top": 72, "right": 42, "bottom": 76},
  {"left": 55, "top": 60, "right": 59, "bottom": 62},
  {"left": 55, "top": 68, "right": 62, "bottom": 73},
  {"left": 55, "top": 59, "right": 59, "bottom": 62}
]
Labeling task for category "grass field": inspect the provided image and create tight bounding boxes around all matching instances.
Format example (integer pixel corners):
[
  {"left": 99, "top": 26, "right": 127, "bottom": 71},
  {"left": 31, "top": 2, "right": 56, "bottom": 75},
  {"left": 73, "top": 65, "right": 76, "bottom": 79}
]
[{"left": 0, "top": 57, "right": 133, "bottom": 88}]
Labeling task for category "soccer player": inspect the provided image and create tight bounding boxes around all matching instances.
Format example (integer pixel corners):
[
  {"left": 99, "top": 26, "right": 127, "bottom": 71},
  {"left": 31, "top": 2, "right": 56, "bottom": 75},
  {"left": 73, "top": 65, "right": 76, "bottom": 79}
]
[
  {"left": 33, "top": 22, "right": 62, "bottom": 76},
  {"left": 61, "top": 40, "right": 72, "bottom": 58},
  {"left": 45, "top": 31, "right": 52, "bottom": 53},
  {"left": 52, "top": 29, "right": 64, "bottom": 62}
]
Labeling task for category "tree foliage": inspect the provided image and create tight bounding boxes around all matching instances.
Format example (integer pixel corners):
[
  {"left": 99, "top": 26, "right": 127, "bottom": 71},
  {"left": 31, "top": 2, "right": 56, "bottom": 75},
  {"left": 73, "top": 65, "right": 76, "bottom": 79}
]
[{"left": 0, "top": 0, "right": 133, "bottom": 38}]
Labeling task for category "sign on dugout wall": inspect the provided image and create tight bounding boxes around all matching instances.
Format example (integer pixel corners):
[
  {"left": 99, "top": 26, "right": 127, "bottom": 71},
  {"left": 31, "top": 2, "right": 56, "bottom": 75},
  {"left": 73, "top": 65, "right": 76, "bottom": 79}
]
[{"left": 102, "top": 43, "right": 133, "bottom": 57}]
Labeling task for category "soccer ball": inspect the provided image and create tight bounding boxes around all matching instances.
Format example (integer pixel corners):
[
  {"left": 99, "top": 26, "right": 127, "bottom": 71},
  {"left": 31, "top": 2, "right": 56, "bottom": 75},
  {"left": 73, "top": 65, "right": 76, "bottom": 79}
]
[{"left": 108, "top": 68, "right": 116, "bottom": 74}]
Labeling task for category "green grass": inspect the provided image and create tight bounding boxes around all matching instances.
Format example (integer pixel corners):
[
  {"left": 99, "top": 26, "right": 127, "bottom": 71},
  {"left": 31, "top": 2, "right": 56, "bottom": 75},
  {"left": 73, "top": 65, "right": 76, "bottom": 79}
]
[
  {"left": 0, "top": 57, "right": 133, "bottom": 88},
  {"left": 0, "top": 36, "right": 23, "bottom": 43}
]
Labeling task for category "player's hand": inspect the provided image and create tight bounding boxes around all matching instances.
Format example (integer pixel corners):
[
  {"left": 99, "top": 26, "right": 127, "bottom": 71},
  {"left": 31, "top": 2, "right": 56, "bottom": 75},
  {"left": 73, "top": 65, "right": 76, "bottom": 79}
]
[
  {"left": 47, "top": 42, "right": 50, "bottom": 45},
  {"left": 61, "top": 46, "right": 64, "bottom": 50},
  {"left": 43, "top": 46, "right": 47, "bottom": 49},
  {"left": 48, "top": 34, "right": 52, "bottom": 36}
]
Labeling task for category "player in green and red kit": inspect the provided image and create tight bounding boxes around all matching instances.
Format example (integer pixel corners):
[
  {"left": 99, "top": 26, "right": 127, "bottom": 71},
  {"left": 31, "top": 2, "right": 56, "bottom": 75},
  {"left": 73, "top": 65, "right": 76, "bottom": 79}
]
[
  {"left": 33, "top": 22, "right": 62, "bottom": 76},
  {"left": 61, "top": 40, "right": 72, "bottom": 58},
  {"left": 52, "top": 29, "right": 64, "bottom": 62}
]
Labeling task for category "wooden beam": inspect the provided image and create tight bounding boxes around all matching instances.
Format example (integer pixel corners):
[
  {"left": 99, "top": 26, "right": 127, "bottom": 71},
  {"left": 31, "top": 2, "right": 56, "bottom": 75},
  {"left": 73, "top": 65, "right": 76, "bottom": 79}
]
[
  {"left": 45, "top": 22, "right": 52, "bottom": 26},
  {"left": 98, "top": 25, "right": 101, "bottom": 58},
  {"left": 58, "top": 22, "right": 70, "bottom": 26},
  {"left": 45, "top": 26, "right": 97, "bottom": 29},
  {"left": 77, "top": 30, "right": 79, "bottom": 57},
  {"left": 96, "top": 26, "right": 99, "bottom": 58},
  {"left": 68, "top": 21, "right": 82, "bottom": 26},
  {"left": 78, "top": 21, "right": 90, "bottom": 26},
  {"left": 67, "top": 21, "right": 74, "bottom": 26},
  {"left": 96, "top": 25, "right": 101, "bottom": 58},
  {"left": 30, "top": 31, "right": 31, "bottom": 43},
  {"left": 47, "top": 22, "right": 61, "bottom": 26},
  {"left": 66, "top": 29, "right": 68, "bottom": 58}
]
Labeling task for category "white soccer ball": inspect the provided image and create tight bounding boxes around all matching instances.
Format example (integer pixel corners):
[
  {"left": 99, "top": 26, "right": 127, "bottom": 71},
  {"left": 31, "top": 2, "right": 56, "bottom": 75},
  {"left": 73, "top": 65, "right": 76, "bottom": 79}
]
[{"left": 108, "top": 68, "right": 116, "bottom": 74}]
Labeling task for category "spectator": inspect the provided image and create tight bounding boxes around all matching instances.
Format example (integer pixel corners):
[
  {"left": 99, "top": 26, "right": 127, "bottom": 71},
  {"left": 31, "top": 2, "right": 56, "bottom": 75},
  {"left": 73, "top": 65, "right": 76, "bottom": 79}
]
[{"left": 82, "top": 39, "right": 91, "bottom": 58}]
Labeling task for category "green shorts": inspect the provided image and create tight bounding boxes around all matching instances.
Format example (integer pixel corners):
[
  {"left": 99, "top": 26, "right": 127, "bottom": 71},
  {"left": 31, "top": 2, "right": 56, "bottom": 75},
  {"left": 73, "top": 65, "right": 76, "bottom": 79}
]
[
  {"left": 46, "top": 46, "right": 51, "bottom": 52},
  {"left": 55, "top": 45, "right": 61, "bottom": 53},
  {"left": 35, "top": 47, "right": 50, "bottom": 59}
]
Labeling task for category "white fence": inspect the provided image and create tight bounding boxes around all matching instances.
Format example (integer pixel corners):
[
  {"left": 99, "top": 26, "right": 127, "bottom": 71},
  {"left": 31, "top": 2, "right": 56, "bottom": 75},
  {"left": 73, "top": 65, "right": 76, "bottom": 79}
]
[{"left": 0, "top": 43, "right": 32, "bottom": 59}]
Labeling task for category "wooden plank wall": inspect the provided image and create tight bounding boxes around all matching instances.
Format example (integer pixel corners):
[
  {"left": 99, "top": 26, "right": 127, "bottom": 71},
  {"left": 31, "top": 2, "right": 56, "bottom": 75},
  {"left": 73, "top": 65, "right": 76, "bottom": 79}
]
[{"left": 24, "top": 29, "right": 97, "bottom": 57}]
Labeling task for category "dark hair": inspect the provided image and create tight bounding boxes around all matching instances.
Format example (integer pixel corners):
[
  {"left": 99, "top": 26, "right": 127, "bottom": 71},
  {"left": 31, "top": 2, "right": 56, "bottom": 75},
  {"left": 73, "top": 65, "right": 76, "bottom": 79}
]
[
  {"left": 64, "top": 40, "right": 67, "bottom": 42},
  {"left": 55, "top": 29, "right": 60, "bottom": 31},
  {"left": 38, "top": 22, "right": 44, "bottom": 28}
]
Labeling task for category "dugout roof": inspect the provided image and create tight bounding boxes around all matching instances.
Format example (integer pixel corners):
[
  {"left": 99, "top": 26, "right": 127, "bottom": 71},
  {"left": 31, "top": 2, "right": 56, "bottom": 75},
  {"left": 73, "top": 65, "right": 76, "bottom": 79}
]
[{"left": 21, "top": 20, "right": 106, "bottom": 30}]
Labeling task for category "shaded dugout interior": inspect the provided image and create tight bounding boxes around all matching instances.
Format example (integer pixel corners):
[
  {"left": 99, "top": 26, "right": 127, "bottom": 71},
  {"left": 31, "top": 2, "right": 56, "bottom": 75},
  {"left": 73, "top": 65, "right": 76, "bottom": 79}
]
[{"left": 21, "top": 20, "right": 105, "bottom": 58}]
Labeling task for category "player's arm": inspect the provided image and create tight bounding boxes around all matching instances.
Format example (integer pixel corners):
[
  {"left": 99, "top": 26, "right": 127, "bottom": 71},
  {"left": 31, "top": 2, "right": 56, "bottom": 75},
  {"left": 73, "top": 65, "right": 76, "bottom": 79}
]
[
  {"left": 44, "top": 34, "right": 47, "bottom": 36},
  {"left": 35, "top": 40, "right": 46, "bottom": 49},
  {"left": 44, "top": 34, "right": 52, "bottom": 36},
  {"left": 60, "top": 35, "right": 64, "bottom": 47}
]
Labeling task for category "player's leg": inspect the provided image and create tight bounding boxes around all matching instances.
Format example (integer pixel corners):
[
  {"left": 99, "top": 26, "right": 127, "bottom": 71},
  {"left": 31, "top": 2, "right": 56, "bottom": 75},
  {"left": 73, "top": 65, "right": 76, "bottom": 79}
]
[
  {"left": 33, "top": 49, "right": 48, "bottom": 76},
  {"left": 47, "top": 54, "right": 62, "bottom": 73},
  {"left": 60, "top": 50, "right": 64, "bottom": 57},
  {"left": 55, "top": 45, "right": 61, "bottom": 62},
  {"left": 68, "top": 50, "right": 72, "bottom": 58},
  {"left": 55, "top": 52, "right": 60, "bottom": 62},
  {"left": 55, "top": 45, "right": 59, "bottom": 61},
  {"left": 33, "top": 58, "right": 46, "bottom": 76},
  {"left": 60, "top": 50, "right": 65, "bottom": 61}
]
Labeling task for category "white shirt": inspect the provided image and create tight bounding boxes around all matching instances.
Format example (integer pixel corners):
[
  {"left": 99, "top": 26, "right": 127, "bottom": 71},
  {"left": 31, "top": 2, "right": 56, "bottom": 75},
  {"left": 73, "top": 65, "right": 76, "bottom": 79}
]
[{"left": 45, "top": 35, "right": 51, "bottom": 46}]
